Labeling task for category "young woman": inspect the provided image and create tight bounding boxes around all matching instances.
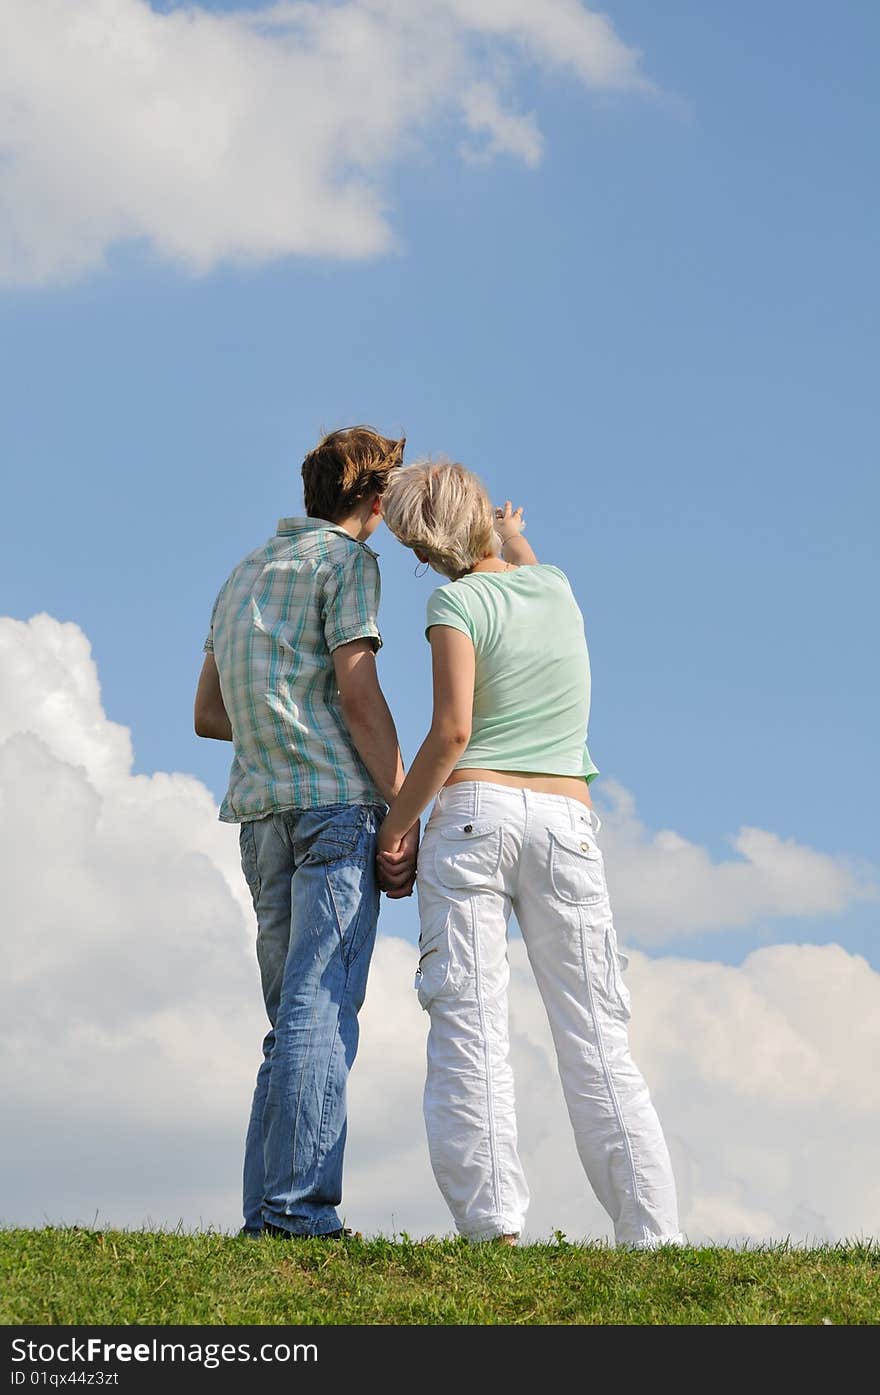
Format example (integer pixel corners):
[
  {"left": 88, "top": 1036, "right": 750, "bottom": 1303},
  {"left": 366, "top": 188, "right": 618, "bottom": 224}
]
[{"left": 377, "top": 461, "right": 683, "bottom": 1247}]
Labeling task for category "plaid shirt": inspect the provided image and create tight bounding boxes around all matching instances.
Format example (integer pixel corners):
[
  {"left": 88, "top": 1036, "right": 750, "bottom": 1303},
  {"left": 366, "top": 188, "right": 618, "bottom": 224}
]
[{"left": 204, "top": 517, "right": 384, "bottom": 822}]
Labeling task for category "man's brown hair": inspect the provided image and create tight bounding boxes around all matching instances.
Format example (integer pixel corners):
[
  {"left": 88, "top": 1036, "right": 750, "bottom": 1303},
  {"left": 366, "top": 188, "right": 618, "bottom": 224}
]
[{"left": 301, "top": 426, "right": 405, "bottom": 523}]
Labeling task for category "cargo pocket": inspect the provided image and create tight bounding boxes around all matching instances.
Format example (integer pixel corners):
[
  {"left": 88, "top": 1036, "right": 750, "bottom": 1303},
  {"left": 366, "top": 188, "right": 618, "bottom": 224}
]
[
  {"left": 414, "top": 917, "right": 454, "bottom": 1011},
  {"left": 434, "top": 820, "right": 502, "bottom": 891},
  {"left": 604, "top": 928, "right": 632, "bottom": 1022},
  {"left": 548, "top": 827, "right": 606, "bottom": 906}
]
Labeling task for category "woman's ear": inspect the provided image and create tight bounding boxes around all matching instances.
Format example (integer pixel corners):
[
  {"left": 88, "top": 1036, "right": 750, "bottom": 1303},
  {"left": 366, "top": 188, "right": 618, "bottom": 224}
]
[{"left": 415, "top": 549, "right": 429, "bottom": 564}]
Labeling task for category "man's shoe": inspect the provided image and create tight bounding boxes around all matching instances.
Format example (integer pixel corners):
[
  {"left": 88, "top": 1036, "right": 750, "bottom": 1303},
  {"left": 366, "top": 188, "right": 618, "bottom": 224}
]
[
  {"left": 264, "top": 1222, "right": 360, "bottom": 1240},
  {"left": 238, "top": 1226, "right": 263, "bottom": 1238}
]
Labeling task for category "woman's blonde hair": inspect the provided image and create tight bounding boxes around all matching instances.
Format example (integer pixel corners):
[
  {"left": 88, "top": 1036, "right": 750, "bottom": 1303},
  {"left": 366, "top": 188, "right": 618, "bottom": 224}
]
[{"left": 382, "top": 460, "right": 496, "bottom": 580}]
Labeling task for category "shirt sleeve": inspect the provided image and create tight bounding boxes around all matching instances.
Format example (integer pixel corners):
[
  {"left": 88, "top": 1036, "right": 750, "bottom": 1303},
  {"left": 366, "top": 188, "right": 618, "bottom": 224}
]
[
  {"left": 322, "top": 548, "right": 383, "bottom": 654},
  {"left": 202, "top": 582, "right": 227, "bottom": 653},
  {"left": 425, "top": 585, "right": 474, "bottom": 642},
  {"left": 540, "top": 563, "right": 572, "bottom": 589}
]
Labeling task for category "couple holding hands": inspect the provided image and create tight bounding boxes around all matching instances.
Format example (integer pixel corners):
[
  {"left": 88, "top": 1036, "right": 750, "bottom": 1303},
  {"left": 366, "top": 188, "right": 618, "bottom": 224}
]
[{"left": 195, "top": 426, "right": 682, "bottom": 1248}]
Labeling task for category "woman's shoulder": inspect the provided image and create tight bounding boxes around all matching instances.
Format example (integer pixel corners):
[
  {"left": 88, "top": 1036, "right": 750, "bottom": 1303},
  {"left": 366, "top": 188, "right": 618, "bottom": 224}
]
[
  {"left": 531, "top": 562, "right": 572, "bottom": 589},
  {"left": 426, "top": 580, "right": 472, "bottom": 622},
  {"left": 428, "top": 578, "right": 466, "bottom": 604}
]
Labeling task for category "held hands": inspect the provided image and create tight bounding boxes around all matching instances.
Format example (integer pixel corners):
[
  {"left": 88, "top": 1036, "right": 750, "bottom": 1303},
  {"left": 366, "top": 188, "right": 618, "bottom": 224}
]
[
  {"left": 376, "top": 821, "right": 420, "bottom": 899},
  {"left": 494, "top": 500, "right": 525, "bottom": 544}
]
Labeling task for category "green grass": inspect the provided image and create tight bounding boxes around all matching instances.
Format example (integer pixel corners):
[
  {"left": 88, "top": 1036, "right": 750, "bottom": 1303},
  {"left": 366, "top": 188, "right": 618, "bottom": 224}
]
[{"left": 1, "top": 1228, "right": 878, "bottom": 1325}]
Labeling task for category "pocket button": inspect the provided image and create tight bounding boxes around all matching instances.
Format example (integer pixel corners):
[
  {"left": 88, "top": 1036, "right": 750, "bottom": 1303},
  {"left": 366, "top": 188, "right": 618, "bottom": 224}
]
[{"left": 463, "top": 824, "right": 473, "bottom": 833}]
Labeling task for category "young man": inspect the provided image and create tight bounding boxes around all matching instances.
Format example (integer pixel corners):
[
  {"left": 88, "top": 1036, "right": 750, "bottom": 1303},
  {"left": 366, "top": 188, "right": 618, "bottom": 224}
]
[{"left": 194, "top": 426, "right": 418, "bottom": 1238}]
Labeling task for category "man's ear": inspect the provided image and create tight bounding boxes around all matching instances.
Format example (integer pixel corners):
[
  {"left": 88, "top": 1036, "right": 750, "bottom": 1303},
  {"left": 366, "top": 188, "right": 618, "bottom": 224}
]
[{"left": 370, "top": 494, "right": 383, "bottom": 516}]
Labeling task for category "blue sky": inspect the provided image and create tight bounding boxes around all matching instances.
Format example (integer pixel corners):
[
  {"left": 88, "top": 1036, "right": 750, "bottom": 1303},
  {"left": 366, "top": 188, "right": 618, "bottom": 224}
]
[{"left": 2, "top": 0, "right": 877, "bottom": 965}]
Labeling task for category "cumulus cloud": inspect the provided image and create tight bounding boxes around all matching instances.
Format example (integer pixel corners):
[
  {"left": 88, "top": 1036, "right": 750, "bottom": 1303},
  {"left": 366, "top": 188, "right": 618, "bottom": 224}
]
[
  {"left": 459, "top": 82, "right": 542, "bottom": 167},
  {"left": 1, "top": 613, "right": 878, "bottom": 1244},
  {"left": 0, "top": 0, "right": 648, "bottom": 287},
  {"left": 352, "top": 936, "right": 880, "bottom": 1243},
  {"left": 596, "top": 779, "right": 874, "bottom": 945}
]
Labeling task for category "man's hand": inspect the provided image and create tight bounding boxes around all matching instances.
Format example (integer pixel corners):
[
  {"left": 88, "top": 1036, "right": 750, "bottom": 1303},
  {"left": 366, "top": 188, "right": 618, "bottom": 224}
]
[{"left": 376, "top": 822, "right": 420, "bottom": 899}]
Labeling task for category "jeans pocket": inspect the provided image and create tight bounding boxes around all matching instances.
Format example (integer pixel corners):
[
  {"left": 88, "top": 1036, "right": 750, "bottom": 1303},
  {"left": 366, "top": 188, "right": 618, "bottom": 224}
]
[
  {"left": 239, "top": 822, "right": 261, "bottom": 906},
  {"left": 433, "top": 820, "right": 502, "bottom": 891},
  {"left": 303, "top": 805, "right": 369, "bottom": 865},
  {"left": 326, "top": 859, "right": 379, "bottom": 969},
  {"left": 548, "top": 827, "right": 606, "bottom": 905}
]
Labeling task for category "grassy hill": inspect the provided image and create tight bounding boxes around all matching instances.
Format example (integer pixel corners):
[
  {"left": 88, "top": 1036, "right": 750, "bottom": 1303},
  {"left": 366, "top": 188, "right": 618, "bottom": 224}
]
[{"left": 2, "top": 1228, "right": 877, "bottom": 1325}]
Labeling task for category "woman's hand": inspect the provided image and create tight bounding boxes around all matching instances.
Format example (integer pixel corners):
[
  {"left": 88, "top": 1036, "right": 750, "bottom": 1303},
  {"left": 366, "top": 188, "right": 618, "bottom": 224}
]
[
  {"left": 494, "top": 500, "right": 538, "bottom": 565},
  {"left": 376, "top": 822, "right": 420, "bottom": 898},
  {"left": 494, "top": 500, "right": 525, "bottom": 542},
  {"left": 377, "top": 821, "right": 404, "bottom": 857}
]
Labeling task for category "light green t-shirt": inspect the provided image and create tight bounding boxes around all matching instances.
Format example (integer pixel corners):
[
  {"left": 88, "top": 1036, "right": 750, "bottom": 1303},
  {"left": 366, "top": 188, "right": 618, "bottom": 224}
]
[{"left": 425, "top": 563, "right": 599, "bottom": 782}]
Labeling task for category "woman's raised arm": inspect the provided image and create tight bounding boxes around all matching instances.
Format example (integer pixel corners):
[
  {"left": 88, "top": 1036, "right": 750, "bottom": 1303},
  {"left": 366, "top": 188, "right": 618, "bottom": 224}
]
[{"left": 494, "top": 500, "right": 538, "bottom": 565}]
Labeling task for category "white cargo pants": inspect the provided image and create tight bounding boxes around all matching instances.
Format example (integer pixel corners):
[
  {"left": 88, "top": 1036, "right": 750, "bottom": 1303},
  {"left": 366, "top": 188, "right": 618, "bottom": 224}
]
[{"left": 415, "top": 782, "right": 683, "bottom": 1246}]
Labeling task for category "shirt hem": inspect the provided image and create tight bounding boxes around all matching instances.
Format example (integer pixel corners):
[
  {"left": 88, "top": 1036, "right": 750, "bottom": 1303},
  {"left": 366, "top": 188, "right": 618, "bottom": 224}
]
[
  {"left": 327, "top": 627, "right": 383, "bottom": 654},
  {"left": 452, "top": 760, "right": 600, "bottom": 781},
  {"left": 424, "top": 617, "right": 472, "bottom": 643},
  {"left": 219, "top": 794, "right": 388, "bottom": 824}
]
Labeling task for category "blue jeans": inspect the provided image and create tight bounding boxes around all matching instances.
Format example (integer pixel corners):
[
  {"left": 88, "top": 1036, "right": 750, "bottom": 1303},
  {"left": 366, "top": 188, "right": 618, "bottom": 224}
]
[{"left": 238, "top": 803, "right": 384, "bottom": 1236}]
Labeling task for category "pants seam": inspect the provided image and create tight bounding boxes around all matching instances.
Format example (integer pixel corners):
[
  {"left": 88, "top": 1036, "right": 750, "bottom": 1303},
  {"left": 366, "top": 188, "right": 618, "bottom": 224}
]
[
  {"left": 469, "top": 891, "right": 505, "bottom": 1230},
  {"left": 467, "top": 782, "right": 507, "bottom": 1227},
  {"left": 284, "top": 993, "right": 319, "bottom": 1211},
  {"left": 517, "top": 787, "right": 531, "bottom": 901},
  {"left": 314, "top": 971, "right": 350, "bottom": 1186},
  {"left": 576, "top": 902, "right": 649, "bottom": 1245}
]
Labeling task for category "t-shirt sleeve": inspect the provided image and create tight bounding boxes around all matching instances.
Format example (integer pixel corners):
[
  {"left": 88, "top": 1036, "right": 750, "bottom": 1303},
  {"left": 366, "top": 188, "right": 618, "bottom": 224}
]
[
  {"left": 425, "top": 585, "right": 474, "bottom": 643},
  {"left": 322, "top": 549, "right": 383, "bottom": 654},
  {"left": 540, "top": 563, "right": 572, "bottom": 589}
]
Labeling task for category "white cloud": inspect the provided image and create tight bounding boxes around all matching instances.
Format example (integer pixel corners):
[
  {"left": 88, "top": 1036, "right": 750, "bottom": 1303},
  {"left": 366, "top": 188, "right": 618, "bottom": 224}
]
[
  {"left": 459, "top": 82, "right": 542, "bottom": 167},
  {"left": 1, "top": 613, "right": 878, "bottom": 1245},
  {"left": 0, "top": 0, "right": 647, "bottom": 287},
  {"left": 596, "top": 779, "right": 874, "bottom": 944},
  {"left": 444, "top": 0, "right": 648, "bottom": 89}
]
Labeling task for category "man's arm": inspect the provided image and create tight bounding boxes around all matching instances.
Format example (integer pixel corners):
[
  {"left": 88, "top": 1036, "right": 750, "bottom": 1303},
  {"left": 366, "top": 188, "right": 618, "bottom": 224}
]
[
  {"left": 194, "top": 653, "right": 233, "bottom": 741},
  {"left": 333, "top": 639, "right": 418, "bottom": 897},
  {"left": 333, "top": 640, "right": 405, "bottom": 803}
]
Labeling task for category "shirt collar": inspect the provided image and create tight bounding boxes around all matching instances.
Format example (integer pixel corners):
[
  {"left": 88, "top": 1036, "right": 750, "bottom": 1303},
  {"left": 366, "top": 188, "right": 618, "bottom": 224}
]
[{"left": 276, "top": 515, "right": 379, "bottom": 559}]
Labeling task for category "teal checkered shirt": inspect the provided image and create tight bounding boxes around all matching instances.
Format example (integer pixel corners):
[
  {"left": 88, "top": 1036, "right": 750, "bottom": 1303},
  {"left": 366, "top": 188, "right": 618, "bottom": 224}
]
[{"left": 204, "top": 517, "right": 385, "bottom": 822}]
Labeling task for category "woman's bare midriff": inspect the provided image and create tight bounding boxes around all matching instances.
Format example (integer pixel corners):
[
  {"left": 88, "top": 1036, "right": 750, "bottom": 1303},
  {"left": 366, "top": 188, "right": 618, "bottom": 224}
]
[{"left": 444, "top": 767, "right": 592, "bottom": 808}]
